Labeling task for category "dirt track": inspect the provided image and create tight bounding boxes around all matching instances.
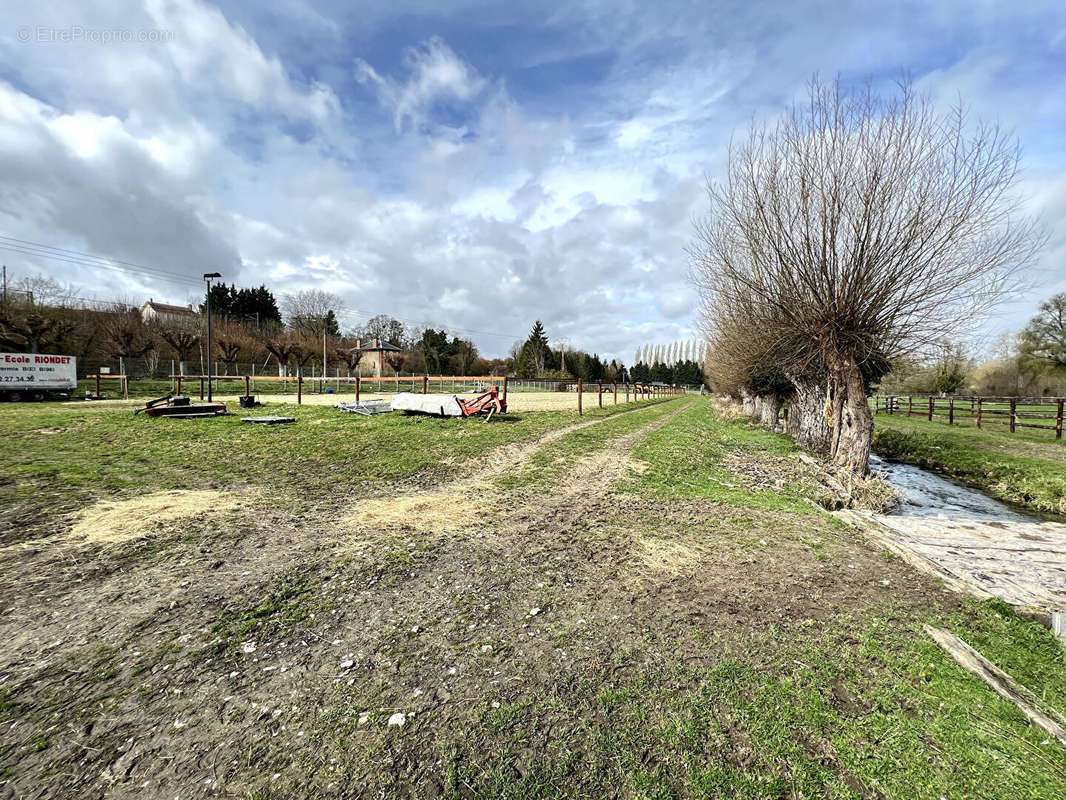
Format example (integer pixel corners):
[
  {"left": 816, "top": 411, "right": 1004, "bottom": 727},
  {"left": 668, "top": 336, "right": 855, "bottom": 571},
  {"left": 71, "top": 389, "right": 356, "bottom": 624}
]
[{"left": 0, "top": 398, "right": 960, "bottom": 799}]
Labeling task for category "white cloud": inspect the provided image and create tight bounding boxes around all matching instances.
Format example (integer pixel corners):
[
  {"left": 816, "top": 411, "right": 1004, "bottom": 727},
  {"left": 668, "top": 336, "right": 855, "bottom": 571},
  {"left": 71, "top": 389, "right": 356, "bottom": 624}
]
[
  {"left": 356, "top": 36, "right": 487, "bottom": 131},
  {"left": 0, "top": 0, "right": 1062, "bottom": 363},
  {"left": 144, "top": 0, "right": 339, "bottom": 121}
]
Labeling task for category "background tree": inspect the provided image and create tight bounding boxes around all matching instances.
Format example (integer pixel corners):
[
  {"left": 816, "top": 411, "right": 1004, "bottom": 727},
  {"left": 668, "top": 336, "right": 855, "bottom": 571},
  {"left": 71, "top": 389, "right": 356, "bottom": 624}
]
[
  {"left": 521, "top": 320, "right": 550, "bottom": 372},
  {"left": 1019, "top": 293, "right": 1066, "bottom": 373},
  {"left": 101, "top": 310, "right": 155, "bottom": 379},
  {"left": 359, "top": 314, "right": 407, "bottom": 347},
  {"left": 691, "top": 76, "right": 1042, "bottom": 475},
  {"left": 212, "top": 320, "right": 252, "bottom": 375},
  {"left": 418, "top": 328, "right": 450, "bottom": 373},
  {"left": 0, "top": 310, "right": 76, "bottom": 354},
  {"left": 158, "top": 325, "right": 200, "bottom": 375},
  {"left": 330, "top": 341, "right": 363, "bottom": 376},
  {"left": 282, "top": 289, "right": 345, "bottom": 337},
  {"left": 265, "top": 335, "right": 297, "bottom": 377}
]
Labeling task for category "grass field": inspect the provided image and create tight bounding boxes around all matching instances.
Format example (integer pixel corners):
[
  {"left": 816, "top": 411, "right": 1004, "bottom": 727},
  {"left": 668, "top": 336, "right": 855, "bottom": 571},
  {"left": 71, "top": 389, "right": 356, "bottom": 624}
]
[
  {"left": 71, "top": 385, "right": 648, "bottom": 413},
  {"left": 2, "top": 398, "right": 1066, "bottom": 798},
  {"left": 873, "top": 412, "right": 1066, "bottom": 516}
]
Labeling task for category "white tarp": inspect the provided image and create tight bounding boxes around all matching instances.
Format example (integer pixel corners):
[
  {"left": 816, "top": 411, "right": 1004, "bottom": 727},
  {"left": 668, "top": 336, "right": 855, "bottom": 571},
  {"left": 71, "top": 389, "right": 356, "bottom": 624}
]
[
  {"left": 390, "top": 392, "right": 463, "bottom": 416},
  {"left": 0, "top": 353, "right": 77, "bottom": 391}
]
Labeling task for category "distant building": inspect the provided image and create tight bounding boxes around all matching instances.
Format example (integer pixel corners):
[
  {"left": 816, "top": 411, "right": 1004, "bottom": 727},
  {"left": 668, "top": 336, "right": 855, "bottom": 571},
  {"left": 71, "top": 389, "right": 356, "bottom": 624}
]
[
  {"left": 141, "top": 299, "right": 199, "bottom": 327},
  {"left": 355, "top": 338, "right": 403, "bottom": 377}
]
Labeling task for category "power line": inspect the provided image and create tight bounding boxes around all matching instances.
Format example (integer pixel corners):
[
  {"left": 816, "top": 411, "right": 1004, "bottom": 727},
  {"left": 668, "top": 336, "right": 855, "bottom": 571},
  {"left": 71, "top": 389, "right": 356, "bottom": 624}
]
[
  {"left": 1, "top": 237, "right": 538, "bottom": 343},
  {"left": 0, "top": 234, "right": 205, "bottom": 288}
]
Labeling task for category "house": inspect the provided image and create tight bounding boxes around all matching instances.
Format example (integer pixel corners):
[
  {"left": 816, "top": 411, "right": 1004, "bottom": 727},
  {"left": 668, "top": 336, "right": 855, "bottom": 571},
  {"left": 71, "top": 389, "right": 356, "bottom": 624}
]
[
  {"left": 355, "top": 338, "right": 403, "bottom": 377},
  {"left": 141, "top": 299, "right": 199, "bottom": 327}
]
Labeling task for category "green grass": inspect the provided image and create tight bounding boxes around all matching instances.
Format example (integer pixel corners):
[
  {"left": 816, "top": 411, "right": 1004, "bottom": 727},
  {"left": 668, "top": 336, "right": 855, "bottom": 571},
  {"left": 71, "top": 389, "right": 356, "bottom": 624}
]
[
  {"left": 873, "top": 415, "right": 1066, "bottom": 516},
  {"left": 436, "top": 599, "right": 1066, "bottom": 799},
  {"left": 621, "top": 400, "right": 818, "bottom": 513},
  {"left": 0, "top": 398, "right": 666, "bottom": 527}
]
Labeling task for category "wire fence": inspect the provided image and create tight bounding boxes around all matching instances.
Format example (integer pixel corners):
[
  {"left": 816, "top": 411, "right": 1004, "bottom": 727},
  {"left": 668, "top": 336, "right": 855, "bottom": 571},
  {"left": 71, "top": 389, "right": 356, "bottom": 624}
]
[
  {"left": 77, "top": 366, "right": 689, "bottom": 415},
  {"left": 874, "top": 395, "right": 1065, "bottom": 439}
]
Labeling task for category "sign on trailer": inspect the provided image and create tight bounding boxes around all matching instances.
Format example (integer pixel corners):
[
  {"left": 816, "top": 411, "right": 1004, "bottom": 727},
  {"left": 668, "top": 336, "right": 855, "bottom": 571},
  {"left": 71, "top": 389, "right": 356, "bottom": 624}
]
[{"left": 0, "top": 353, "right": 77, "bottom": 391}]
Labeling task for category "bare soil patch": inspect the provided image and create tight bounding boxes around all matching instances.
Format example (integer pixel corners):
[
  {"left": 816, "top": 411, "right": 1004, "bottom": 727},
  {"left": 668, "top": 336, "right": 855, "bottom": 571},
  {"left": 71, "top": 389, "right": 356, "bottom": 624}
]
[{"left": 68, "top": 489, "right": 243, "bottom": 544}]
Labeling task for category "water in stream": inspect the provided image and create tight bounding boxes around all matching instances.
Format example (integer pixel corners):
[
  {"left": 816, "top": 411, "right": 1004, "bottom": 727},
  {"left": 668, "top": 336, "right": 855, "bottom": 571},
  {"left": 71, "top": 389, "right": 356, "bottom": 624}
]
[
  {"left": 861, "top": 455, "right": 1066, "bottom": 612},
  {"left": 869, "top": 455, "right": 1031, "bottom": 522}
]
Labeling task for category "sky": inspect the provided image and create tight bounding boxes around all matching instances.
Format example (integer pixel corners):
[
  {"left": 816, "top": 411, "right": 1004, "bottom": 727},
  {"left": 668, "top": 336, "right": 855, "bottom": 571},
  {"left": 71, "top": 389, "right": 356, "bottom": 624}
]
[{"left": 0, "top": 0, "right": 1063, "bottom": 362}]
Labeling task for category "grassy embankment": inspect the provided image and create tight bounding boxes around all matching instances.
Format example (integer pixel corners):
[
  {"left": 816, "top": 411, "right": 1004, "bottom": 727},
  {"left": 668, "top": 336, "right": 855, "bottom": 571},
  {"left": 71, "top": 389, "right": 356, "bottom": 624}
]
[{"left": 873, "top": 412, "right": 1066, "bottom": 516}]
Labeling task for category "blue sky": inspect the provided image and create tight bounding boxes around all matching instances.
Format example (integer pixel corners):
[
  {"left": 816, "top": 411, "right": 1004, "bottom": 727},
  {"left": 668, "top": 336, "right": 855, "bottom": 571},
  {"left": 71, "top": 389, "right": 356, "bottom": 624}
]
[{"left": 0, "top": 0, "right": 1063, "bottom": 360}]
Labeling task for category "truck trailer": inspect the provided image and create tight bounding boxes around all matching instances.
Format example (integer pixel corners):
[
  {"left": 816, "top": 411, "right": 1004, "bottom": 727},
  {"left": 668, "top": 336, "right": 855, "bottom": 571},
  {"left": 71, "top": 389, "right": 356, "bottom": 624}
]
[{"left": 0, "top": 353, "right": 77, "bottom": 401}]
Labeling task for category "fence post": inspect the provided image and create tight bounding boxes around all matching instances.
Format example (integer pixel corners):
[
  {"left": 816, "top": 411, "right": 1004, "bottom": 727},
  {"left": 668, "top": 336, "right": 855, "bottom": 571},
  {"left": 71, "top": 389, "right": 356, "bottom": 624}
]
[
  {"left": 422, "top": 375, "right": 428, "bottom": 394},
  {"left": 908, "top": 396, "right": 913, "bottom": 416},
  {"left": 96, "top": 373, "right": 101, "bottom": 398},
  {"left": 297, "top": 373, "right": 303, "bottom": 405},
  {"left": 1057, "top": 399, "right": 1064, "bottom": 440},
  {"left": 578, "top": 379, "right": 583, "bottom": 415},
  {"left": 626, "top": 383, "right": 630, "bottom": 402},
  {"left": 613, "top": 382, "right": 618, "bottom": 404},
  {"left": 200, "top": 376, "right": 204, "bottom": 401},
  {"left": 949, "top": 397, "right": 954, "bottom": 425},
  {"left": 1010, "top": 398, "right": 1016, "bottom": 433},
  {"left": 244, "top": 375, "right": 250, "bottom": 396},
  {"left": 928, "top": 396, "right": 933, "bottom": 422},
  {"left": 355, "top": 375, "right": 360, "bottom": 404},
  {"left": 977, "top": 397, "right": 983, "bottom": 429},
  {"left": 598, "top": 381, "right": 603, "bottom": 408},
  {"left": 503, "top": 376, "right": 508, "bottom": 407},
  {"left": 176, "top": 376, "right": 182, "bottom": 396}
]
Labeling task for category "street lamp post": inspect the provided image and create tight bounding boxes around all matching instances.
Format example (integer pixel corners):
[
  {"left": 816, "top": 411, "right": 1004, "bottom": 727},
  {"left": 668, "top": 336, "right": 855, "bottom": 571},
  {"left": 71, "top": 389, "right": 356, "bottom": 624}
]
[{"left": 203, "top": 272, "right": 222, "bottom": 401}]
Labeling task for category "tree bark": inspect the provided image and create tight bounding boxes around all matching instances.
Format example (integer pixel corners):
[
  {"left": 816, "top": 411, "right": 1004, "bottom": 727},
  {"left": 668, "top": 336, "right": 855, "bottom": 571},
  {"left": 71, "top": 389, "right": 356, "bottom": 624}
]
[
  {"left": 786, "top": 374, "right": 831, "bottom": 454},
  {"left": 741, "top": 390, "right": 756, "bottom": 416},
  {"left": 827, "top": 355, "right": 873, "bottom": 475},
  {"left": 756, "top": 394, "right": 782, "bottom": 428}
]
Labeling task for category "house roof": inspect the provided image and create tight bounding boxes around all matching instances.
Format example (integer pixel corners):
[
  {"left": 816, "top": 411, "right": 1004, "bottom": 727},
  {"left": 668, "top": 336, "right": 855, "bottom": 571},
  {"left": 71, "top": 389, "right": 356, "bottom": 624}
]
[
  {"left": 143, "top": 299, "right": 197, "bottom": 315},
  {"left": 354, "top": 339, "right": 403, "bottom": 352}
]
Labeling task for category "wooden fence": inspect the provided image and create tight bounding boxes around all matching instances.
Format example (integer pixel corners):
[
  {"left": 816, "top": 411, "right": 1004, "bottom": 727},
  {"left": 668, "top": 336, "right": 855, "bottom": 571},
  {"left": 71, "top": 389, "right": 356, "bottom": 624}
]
[
  {"left": 874, "top": 395, "right": 1065, "bottom": 439},
  {"left": 161, "top": 372, "right": 684, "bottom": 414}
]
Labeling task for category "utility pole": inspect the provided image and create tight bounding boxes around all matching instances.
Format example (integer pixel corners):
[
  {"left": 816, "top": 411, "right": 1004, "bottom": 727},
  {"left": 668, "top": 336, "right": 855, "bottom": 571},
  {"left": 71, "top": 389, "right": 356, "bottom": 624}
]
[
  {"left": 322, "top": 330, "right": 327, "bottom": 394},
  {"left": 203, "top": 272, "right": 221, "bottom": 401},
  {"left": 1, "top": 265, "right": 6, "bottom": 308}
]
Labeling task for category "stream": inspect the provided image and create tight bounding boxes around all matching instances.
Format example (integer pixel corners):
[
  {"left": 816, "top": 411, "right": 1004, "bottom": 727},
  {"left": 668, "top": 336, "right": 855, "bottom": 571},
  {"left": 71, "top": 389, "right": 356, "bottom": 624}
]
[
  {"left": 855, "top": 455, "right": 1066, "bottom": 616},
  {"left": 869, "top": 455, "right": 1031, "bottom": 522}
]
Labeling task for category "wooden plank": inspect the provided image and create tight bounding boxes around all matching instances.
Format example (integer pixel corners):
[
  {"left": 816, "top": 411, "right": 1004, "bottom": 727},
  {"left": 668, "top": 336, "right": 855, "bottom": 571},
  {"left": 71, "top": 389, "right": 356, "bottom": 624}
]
[{"left": 924, "top": 625, "right": 1066, "bottom": 749}]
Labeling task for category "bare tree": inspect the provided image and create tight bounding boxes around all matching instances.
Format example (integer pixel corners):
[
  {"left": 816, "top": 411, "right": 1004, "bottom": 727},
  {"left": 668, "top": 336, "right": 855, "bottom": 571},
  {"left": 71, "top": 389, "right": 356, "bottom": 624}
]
[
  {"left": 265, "top": 336, "right": 296, "bottom": 377},
  {"left": 0, "top": 311, "right": 76, "bottom": 354},
  {"left": 282, "top": 290, "right": 344, "bottom": 337},
  {"left": 102, "top": 310, "right": 155, "bottom": 381},
  {"left": 691, "top": 76, "right": 1042, "bottom": 475},
  {"left": 213, "top": 320, "right": 251, "bottom": 375},
  {"left": 158, "top": 325, "right": 201, "bottom": 375},
  {"left": 329, "top": 340, "right": 363, "bottom": 377}
]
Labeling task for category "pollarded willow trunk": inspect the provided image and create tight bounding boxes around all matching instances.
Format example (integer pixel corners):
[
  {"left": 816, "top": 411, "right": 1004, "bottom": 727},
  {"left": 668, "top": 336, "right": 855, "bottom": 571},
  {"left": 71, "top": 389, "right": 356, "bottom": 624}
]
[
  {"left": 827, "top": 356, "right": 874, "bottom": 475},
  {"left": 756, "top": 394, "right": 782, "bottom": 428},
  {"left": 786, "top": 375, "right": 831, "bottom": 454},
  {"left": 741, "top": 391, "right": 756, "bottom": 416}
]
